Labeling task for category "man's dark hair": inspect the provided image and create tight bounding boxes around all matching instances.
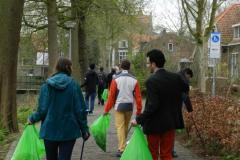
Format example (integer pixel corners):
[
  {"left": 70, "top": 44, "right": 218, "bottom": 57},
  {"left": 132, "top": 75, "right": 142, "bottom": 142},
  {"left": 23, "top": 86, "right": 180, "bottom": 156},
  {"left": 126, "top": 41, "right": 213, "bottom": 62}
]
[
  {"left": 111, "top": 68, "right": 116, "bottom": 73},
  {"left": 89, "top": 63, "right": 95, "bottom": 70},
  {"left": 55, "top": 57, "right": 72, "bottom": 76},
  {"left": 183, "top": 68, "right": 193, "bottom": 78},
  {"left": 100, "top": 67, "right": 104, "bottom": 72},
  {"left": 147, "top": 49, "right": 166, "bottom": 68},
  {"left": 120, "top": 59, "right": 131, "bottom": 70}
]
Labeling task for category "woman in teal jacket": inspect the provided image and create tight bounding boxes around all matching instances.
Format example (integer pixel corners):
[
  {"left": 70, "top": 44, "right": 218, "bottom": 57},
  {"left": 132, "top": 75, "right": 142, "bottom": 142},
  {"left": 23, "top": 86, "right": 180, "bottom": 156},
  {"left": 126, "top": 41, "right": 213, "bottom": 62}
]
[{"left": 29, "top": 58, "right": 89, "bottom": 160}]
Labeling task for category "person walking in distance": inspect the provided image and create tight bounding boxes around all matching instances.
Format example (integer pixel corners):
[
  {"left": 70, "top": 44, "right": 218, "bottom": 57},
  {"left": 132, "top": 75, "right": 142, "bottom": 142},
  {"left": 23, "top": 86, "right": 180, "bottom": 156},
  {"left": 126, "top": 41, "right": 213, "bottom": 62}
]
[
  {"left": 131, "top": 49, "right": 188, "bottom": 160},
  {"left": 97, "top": 67, "right": 107, "bottom": 106},
  {"left": 28, "top": 58, "right": 90, "bottom": 160},
  {"left": 81, "top": 64, "right": 98, "bottom": 114},
  {"left": 103, "top": 59, "right": 142, "bottom": 157},
  {"left": 172, "top": 68, "right": 194, "bottom": 157},
  {"left": 106, "top": 68, "right": 116, "bottom": 89}
]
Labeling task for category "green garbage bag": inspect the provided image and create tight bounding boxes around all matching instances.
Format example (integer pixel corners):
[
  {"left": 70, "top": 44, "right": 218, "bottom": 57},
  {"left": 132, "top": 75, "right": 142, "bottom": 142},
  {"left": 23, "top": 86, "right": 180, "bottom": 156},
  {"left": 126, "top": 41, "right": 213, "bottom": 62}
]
[
  {"left": 11, "top": 125, "right": 45, "bottom": 160},
  {"left": 176, "top": 129, "right": 183, "bottom": 134},
  {"left": 120, "top": 126, "right": 153, "bottom": 160},
  {"left": 90, "top": 114, "right": 111, "bottom": 152},
  {"left": 101, "top": 89, "right": 108, "bottom": 102}
]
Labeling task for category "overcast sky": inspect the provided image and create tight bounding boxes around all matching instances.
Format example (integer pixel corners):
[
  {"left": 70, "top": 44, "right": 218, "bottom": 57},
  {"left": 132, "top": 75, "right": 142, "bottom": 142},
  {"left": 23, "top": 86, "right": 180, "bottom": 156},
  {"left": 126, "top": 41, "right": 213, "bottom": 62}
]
[
  {"left": 145, "top": 0, "right": 180, "bottom": 31},
  {"left": 145, "top": 0, "right": 240, "bottom": 32}
]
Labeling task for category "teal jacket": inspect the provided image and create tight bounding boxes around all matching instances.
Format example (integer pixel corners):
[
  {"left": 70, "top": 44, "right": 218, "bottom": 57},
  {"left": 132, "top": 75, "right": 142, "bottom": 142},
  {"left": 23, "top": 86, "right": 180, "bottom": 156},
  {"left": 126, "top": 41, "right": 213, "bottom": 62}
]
[{"left": 29, "top": 72, "right": 88, "bottom": 141}]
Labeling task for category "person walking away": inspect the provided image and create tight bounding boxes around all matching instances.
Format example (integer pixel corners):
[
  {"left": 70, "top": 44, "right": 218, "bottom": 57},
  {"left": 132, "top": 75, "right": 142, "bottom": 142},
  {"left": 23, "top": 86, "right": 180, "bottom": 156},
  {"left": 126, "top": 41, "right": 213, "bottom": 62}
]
[
  {"left": 107, "top": 68, "right": 116, "bottom": 89},
  {"left": 81, "top": 64, "right": 98, "bottom": 114},
  {"left": 28, "top": 58, "right": 90, "bottom": 160},
  {"left": 97, "top": 67, "right": 107, "bottom": 105},
  {"left": 172, "top": 68, "right": 194, "bottom": 157},
  {"left": 131, "top": 49, "right": 188, "bottom": 160},
  {"left": 103, "top": 59, "right": 142, "bottom": 157},
  {"left": 112, "top": 65, "right": 121, "bottom": 79}
]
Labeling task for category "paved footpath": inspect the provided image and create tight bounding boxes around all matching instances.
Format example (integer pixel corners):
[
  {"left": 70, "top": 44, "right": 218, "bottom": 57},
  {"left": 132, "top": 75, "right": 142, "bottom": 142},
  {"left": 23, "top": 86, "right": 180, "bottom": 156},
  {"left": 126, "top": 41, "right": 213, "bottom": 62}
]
[
  {"left": 5, "top": 104, "right": 205, "bottom": 160},
  {"left": 71, "top": 105, "right": 205, "bottom": 160}
]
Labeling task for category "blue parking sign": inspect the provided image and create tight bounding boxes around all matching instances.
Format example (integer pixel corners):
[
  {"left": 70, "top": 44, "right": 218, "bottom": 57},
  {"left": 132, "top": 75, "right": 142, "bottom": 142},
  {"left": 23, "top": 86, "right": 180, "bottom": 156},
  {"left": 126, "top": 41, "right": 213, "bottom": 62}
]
[
  {"left": 212, "top": 35, "right": 220, "bottom": 43},
  {"left": 210, "top": 32, "right": 221, "bottom": 59}
]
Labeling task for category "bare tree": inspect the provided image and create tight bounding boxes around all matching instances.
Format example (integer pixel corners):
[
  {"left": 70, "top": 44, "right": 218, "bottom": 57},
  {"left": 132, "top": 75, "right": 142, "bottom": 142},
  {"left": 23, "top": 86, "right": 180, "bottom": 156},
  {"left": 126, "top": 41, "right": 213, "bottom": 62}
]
[
  {"left": 0, "top": 0, "right": 25, "bottom": 132},
  {"left": 181, "top": 0, "right": 224, "bottom": 92}
]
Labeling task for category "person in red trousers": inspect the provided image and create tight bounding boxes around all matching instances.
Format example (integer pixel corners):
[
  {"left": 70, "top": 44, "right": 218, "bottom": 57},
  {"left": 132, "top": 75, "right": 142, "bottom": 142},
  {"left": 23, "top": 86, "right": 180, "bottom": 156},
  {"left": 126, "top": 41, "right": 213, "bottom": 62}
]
[{"left": 132, "top": 49, "right": 188, "bottom": 160}]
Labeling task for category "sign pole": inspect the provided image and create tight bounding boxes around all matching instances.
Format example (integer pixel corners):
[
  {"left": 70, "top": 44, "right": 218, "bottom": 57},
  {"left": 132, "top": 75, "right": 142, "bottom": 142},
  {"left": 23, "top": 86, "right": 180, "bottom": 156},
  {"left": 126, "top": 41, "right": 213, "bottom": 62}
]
[
  {"left": 209, "top": 32, "right": 221, "bottom": 97},
  {"left": 212, "top": 58, "right": 216, "bottom": 97}
]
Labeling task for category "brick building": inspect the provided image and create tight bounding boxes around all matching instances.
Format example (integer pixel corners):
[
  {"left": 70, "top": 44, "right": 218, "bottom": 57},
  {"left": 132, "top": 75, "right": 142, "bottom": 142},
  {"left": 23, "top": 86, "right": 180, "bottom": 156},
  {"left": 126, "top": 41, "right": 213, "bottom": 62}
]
[
  {"left": 215, "top": 3, "right": 240, "bottom": 79},
  {"left": 139, "top": 31, "right": 195, "bottom": 70}
]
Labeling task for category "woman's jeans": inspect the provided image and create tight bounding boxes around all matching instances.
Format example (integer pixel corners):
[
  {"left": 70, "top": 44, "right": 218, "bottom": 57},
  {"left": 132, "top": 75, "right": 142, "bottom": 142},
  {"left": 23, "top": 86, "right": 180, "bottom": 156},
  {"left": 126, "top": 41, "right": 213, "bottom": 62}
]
[{"left": 44, "top": 139, "right": 76, "bottom": 160}]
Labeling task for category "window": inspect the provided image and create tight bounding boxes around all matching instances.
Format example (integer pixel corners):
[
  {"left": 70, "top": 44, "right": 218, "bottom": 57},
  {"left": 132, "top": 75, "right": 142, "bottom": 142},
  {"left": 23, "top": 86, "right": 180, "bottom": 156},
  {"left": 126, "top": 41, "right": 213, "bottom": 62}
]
[
  {"left": 233, "top": 26, "right": 240, "bottom": 38},
  {"left": 119, "top": 40, "right": 128, "bottom": 48},
  {"left": 168, "top": 43, "right": 173, "bottom": 52},
  {"left": 119, "top": 50, "right": 128, "bottom": 63}
]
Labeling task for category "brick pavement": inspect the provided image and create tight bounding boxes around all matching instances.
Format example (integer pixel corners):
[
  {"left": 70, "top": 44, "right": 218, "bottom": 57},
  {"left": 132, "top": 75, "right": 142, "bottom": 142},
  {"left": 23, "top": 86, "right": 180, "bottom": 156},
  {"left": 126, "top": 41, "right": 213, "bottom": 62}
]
[{"left": 71, "top": 105, "right": 205, "bottom": 160}]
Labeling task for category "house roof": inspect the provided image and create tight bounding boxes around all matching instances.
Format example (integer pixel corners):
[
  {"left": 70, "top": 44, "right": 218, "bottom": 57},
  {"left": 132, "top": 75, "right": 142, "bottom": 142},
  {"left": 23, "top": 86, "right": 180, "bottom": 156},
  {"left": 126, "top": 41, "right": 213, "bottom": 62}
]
[
  {"left": 216, "top": 3, "right": 240, "bottom": 23},
  {"left": 215, "top": 3, "right": 240, "bottom": 44}
]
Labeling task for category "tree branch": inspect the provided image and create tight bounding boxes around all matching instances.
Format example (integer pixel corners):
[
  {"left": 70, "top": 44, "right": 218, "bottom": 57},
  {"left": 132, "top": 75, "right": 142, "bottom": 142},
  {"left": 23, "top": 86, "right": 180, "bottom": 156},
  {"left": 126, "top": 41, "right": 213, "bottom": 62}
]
[
  {"left": 185, "top": 0, "right": 198, "bottom": 16},
  {"left": 181, "top": 0, "right": 195, "bottom": 38},
  {"left": 23, "top": 14, "right": 48, "bottom": 30},
  {"left": 204, "top": 0, "right": 220, "bottom": 37}
]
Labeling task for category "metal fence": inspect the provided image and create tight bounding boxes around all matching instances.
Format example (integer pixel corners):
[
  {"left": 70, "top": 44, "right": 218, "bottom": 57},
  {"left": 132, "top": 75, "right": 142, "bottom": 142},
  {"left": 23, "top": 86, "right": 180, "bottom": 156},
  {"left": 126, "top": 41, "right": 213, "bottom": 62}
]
[{"left": 17, "top": 65, "right": 47, "bottom": 93}]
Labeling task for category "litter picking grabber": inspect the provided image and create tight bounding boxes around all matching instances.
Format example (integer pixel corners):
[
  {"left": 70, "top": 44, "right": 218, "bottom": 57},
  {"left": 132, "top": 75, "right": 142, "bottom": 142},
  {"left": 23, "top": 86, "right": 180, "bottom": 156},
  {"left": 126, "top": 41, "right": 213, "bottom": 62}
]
[
  {"left": 126, "top": 124, "right": 133, "bottom": 145},
  {"left": 80, "top": 140, "right": 85, "bottom": 160},
  {"left": 190, "top": 116, "right": 205, "bottom": 147},
  {"left": 127, "top": 124, "right": 133, "bottom": 135}
]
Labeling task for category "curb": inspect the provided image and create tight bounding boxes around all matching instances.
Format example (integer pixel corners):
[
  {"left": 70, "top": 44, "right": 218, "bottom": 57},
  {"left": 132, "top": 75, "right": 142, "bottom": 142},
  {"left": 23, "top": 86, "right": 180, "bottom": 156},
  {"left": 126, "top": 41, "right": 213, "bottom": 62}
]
[{"left": 4, "top": 139, "right": 18, "bottom": 160}]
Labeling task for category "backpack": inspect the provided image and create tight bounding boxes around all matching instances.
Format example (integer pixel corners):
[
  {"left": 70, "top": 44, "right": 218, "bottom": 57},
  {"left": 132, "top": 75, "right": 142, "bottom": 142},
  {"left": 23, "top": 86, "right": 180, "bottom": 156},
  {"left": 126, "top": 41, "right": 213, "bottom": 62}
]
[{"left": 98, "top": 72, "right": 106, "bottom": 86}]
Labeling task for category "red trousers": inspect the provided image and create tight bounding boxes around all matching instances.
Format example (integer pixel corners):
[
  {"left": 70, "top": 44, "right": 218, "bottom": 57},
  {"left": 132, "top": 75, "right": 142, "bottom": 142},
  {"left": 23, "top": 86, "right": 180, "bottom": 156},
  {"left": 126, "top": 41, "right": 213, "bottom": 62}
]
[{"left": 147, "top": 129, "right": 175, "bottom": 160}]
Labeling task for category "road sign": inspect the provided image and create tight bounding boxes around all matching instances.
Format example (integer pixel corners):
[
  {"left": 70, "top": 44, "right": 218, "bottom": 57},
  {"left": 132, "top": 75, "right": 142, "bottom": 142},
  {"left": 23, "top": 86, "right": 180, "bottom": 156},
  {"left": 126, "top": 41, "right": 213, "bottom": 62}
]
[{"left": 209, "top": 32, "right": 221, "bottom": 59}]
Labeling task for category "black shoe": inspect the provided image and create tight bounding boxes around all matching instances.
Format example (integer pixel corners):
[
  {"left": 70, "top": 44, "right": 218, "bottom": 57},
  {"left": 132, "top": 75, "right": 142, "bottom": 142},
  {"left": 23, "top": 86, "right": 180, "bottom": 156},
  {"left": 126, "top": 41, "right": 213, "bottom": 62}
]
[
  {"left": 89, "top": 110, "right": 93, "bottom": 113},
  {"left": 116, "top": 151, "right": 123, "bottom": 157},
  {"left": 172, "top": 151, "right": 178, "bottom": 158}
]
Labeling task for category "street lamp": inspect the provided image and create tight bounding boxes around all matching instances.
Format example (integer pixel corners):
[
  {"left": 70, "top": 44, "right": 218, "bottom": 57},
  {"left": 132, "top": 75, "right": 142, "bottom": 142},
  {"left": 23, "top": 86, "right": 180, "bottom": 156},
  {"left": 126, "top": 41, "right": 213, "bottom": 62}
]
[{"left": 65, "top": 21, "right": 76, "bottom": 60}]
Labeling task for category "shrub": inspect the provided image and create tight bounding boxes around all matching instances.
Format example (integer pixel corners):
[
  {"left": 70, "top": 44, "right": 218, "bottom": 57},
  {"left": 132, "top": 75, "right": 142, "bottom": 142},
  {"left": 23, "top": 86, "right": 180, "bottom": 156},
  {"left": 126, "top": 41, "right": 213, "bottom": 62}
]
[
  {"left": 184, "top": 90, "right": 240, "bottom": 157},
  {"left": 17, "top": 106, "right": 33, "bottom": 125},
  {"left": 130, "top": 52, "right": 149, "bottom": 96},
  {"left": 0, "top": 120, "right": 8, "bottom": 143}
]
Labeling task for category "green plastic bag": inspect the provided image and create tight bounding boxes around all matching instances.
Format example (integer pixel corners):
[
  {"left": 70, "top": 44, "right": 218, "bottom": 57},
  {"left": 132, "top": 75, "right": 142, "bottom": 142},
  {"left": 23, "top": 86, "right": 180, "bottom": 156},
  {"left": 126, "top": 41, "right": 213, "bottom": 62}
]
[
  {"left": 90, "top": 114, "right": 111, "bottom": 152},
  {"left": 176, "top": 129, "right": 183, "bottom": 134},
  {"left": 120, "top": 126, "right": 153, "bottom": 160},
  {"left": 101, "top": 89, "right": 108, "bottom": 102},
  {"left": 11, "top": 125, "right": 45, "bottom": 160}
]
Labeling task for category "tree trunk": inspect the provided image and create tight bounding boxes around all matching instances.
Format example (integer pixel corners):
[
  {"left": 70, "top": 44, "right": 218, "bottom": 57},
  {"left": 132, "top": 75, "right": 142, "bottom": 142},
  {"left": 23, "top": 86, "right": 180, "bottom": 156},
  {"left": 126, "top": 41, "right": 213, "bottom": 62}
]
[
  {"left": 70, "top": 0, "right": 87, "bottom": 84},
  {"left": 71, "top": 22, "right": 81, "bottom": 82},
  {"left": 78, "top": 16, "right": 88, "bottom": 83},
  {"left": 47, "top": 0, "right": 58, "bottom": 75},
  {"left": 197, "top": 42, "right": 208, "bottom": 93},
  {"left": 0, "top": 0, "right": 24, "bottom": 132}
]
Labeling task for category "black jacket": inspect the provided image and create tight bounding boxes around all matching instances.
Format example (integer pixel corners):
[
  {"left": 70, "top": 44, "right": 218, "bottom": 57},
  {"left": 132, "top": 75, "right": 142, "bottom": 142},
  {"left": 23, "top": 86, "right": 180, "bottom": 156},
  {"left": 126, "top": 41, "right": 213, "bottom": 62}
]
[
  {"left": 107, "top": 71, "right": 115, "bottom": 88},
  {"left": 177, "top": 71, "right": 193, "bottom": 129},
  {"left": 136, "top": 69, "right": 189, "bottom": 134},
  {"left": 97, "top": 71, "right": 107, "bottom": 88},
  {"left": 81, "top": 70, "right": 98, "bottom": 94}
]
